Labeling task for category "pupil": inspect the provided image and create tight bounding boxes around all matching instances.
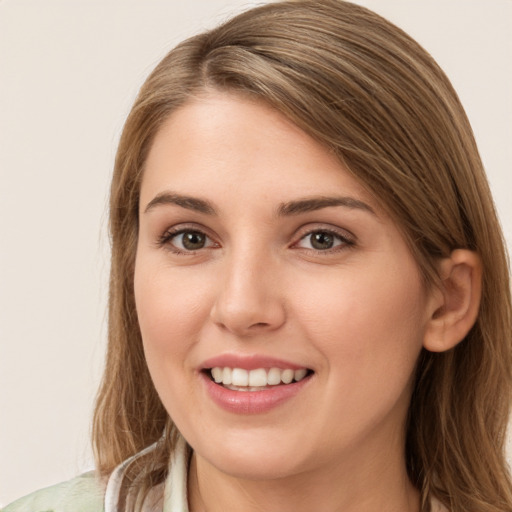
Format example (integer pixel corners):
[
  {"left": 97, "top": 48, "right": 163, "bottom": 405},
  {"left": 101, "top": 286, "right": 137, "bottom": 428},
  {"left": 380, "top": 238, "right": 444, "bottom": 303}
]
[
  {"left": 311, "top": 232, "right": 333, "bottom": 250},
  {"left": 183, "top": 232, "right": 205, "bottom": 250}
]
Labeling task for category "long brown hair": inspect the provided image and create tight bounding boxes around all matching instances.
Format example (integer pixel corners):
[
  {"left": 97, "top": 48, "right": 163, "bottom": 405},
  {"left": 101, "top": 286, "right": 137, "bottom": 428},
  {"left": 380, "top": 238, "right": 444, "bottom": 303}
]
[{"left": 93, "top": 1, "right": 512, "bottom": 510}]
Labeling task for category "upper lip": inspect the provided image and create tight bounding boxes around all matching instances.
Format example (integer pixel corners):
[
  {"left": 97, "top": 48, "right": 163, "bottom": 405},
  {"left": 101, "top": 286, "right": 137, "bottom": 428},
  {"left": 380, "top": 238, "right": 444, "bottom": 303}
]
[{"left": 200, "top": 354, "right": 309, "bottom": 371}]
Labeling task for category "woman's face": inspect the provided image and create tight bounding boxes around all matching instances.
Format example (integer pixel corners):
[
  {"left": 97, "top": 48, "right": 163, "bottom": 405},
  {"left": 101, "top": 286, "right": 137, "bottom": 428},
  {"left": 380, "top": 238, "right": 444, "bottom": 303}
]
[{"left": 135, "top": 91, "right": 435, "bottom": 480}]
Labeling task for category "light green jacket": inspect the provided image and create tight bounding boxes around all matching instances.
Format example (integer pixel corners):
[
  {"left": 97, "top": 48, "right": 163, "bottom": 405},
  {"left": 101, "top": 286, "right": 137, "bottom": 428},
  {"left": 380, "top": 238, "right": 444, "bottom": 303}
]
[
  {"left": 2, "top": 472, "right": 105, "bottom": 512},
  {"left": 2, "top": 438, "right": 189, "bottom": 512}
]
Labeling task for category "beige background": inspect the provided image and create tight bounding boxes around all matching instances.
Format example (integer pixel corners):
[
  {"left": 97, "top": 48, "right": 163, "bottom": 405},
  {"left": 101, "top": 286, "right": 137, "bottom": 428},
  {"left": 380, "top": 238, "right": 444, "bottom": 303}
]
[{"left": 1, "top": 0, "right": 511, "bottom": 505}]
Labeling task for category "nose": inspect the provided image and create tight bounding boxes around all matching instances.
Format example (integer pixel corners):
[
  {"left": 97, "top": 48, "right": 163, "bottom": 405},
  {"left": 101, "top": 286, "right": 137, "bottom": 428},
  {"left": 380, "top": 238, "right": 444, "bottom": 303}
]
[{"left": 209, "top": 249, "right": 286, "bottom": 336}]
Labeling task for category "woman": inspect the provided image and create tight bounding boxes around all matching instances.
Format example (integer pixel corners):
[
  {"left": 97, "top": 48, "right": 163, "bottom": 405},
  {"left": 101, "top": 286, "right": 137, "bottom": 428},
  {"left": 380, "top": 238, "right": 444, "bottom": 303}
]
[{"left": 4, "top": 1, "right": 511, "bottom": 511}]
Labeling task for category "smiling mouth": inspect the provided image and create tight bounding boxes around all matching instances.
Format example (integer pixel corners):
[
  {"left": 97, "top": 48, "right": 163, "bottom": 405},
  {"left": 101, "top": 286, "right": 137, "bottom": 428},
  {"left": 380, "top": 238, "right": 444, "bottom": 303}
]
[{"left": 205, "top": 367, "right": 314, "bottom": 391}]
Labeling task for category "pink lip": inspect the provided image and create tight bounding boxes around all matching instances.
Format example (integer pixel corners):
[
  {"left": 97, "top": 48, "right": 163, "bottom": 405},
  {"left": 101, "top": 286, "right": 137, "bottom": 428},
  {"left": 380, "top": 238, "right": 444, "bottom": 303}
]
[
  {"left": 200, "top": 354, "right": 307, "bottom": 371},
  {"left": 200, "top": 371, "right": 312, "bottom": 414}
]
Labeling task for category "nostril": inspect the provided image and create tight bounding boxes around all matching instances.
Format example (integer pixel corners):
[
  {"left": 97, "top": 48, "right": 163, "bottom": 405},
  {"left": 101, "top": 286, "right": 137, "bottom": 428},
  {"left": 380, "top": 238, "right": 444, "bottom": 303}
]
[{"left": 250, "top": 322, "right": 270, "bottom": 329}]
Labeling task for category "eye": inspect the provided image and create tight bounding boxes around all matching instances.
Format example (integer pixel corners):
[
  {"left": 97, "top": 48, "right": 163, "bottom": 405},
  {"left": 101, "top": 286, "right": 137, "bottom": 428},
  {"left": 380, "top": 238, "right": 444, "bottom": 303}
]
[
  {"left": 160, "top": 229, "right": 216, "bottom": 252},
  {"left": 296, "top": 230, "right": 352, "bottom": 251}
]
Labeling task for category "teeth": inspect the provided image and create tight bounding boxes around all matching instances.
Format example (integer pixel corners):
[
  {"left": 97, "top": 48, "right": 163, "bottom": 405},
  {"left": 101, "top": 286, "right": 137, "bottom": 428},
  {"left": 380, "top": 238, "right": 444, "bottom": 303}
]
[
  {"left": 267, "top": 367, "right": 281, "bottom": 385},
  {"left": 209, "top": 366, "right": 310, "bottom": 388},
  {"left": 231, "top": 368, "right": 249, "bottom": 386},
  {"left": 281, "top": 369, "right": 294, "bottom": 384},
  {"left": 222, "top": 367, "right": 232, "bottom": 385},
  {"left": 294, "top": 368, "right": 307, "bottom": 381},
  {"left": 249, "top": 368, "right": 267, "bottom": 387},
  {"left": 211, "top": 367, "right": 223, "bottom": 383}
]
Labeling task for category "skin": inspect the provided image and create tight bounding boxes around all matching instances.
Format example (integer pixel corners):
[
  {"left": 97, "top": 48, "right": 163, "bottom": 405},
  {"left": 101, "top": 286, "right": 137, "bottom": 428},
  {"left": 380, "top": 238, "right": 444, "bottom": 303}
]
[{"left": 134, "top": 91, "right": 443, "bottom": 512}]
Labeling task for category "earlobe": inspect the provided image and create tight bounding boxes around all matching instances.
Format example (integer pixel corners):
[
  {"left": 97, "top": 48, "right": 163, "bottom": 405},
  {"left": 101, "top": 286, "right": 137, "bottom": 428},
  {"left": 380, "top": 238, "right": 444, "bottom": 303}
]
[{"left": 423, "top": 249, "right": 482, "bottom": 353}]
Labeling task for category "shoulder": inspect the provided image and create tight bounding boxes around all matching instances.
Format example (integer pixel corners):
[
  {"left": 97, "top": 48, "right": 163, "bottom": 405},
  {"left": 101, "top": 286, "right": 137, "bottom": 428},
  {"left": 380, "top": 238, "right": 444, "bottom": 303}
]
[{"left": 2, "top": 471, "right": 105, "bottom": 512}]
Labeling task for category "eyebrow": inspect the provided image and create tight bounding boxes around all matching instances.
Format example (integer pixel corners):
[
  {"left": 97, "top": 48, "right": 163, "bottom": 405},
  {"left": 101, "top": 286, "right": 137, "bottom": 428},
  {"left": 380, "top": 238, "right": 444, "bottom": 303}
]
[
  {"left": 143, "top": 191, "right": 375, "bottom": 217},
  {"left": 144, "top": 192, "right": 217, "bottom": 215},
  {"left": 277, "top": 196, "right": 376, "bottom": 216}
]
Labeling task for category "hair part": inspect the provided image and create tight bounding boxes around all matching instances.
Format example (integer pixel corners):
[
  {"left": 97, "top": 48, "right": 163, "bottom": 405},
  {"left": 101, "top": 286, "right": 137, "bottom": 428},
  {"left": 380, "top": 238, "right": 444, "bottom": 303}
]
[{"left": 92, "top": 1, "right": 512, "bottom": 510}]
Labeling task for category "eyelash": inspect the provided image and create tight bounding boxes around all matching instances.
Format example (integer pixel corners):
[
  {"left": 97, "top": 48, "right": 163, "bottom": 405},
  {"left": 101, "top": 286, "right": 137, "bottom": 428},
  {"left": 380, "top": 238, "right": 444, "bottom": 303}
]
[
  {"left": 293, "top": 228, "right": 355, "bottom": 253},
  {"left": 157, "top": 226, "right": 356, "bottom": 255},
  {"left": 157, "top": 227, "right": 217, "bottom": 255}
]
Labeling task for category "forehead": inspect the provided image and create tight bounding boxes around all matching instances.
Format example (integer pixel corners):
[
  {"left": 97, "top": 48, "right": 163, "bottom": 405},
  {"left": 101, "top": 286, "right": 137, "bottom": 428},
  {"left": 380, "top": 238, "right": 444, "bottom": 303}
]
[{"left": 141, "top": 91, "right": 377, "bottom": 212}]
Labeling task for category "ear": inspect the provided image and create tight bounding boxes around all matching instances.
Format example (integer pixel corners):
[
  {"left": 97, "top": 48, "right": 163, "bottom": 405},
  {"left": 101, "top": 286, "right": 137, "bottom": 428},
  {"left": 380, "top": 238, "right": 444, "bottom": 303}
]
[{"left": 423, "top": 249, "right": 482, "bottom": 353}]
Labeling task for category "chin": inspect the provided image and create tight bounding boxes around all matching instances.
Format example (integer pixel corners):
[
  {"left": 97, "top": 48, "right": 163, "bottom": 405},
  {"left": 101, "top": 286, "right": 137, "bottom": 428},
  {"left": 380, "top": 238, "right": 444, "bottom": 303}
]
[
  {"left": 208, "top": 451, "right": 306, "bottom": 481},
  {"left": 190, "top": 429, "right": 313, "bottom": 481}
]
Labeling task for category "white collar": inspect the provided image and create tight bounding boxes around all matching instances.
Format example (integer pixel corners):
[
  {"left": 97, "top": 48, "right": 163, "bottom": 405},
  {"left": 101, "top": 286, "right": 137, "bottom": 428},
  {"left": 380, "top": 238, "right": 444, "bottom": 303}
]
[
  {"left": 163, "top": 435, "right": 190, "bottom": 511},
  {"left": 104, "top": 436, "right": 189, "bottom": 512}
]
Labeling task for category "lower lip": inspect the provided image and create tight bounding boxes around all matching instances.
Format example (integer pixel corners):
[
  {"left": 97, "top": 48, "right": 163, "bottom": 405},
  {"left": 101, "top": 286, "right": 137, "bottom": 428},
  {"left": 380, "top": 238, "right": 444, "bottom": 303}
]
[{"left": 200, "top": 372, "right": 311, "bottom": 414}]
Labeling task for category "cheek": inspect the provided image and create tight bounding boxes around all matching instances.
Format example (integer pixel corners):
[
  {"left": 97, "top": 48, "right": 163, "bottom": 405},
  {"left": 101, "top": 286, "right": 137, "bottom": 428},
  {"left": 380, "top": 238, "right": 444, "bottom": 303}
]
[
  {"left": 135, "top": 258, "right": 209, "bottom": 349},
  {"left": 294, "top": 257, "right": 427, "bottom": 385},
  {"left": 133, "top": 258, "right": 212, "bottom": 407},
  {"left": 290, "top": 260, "right": 427, "bottom": 444}
]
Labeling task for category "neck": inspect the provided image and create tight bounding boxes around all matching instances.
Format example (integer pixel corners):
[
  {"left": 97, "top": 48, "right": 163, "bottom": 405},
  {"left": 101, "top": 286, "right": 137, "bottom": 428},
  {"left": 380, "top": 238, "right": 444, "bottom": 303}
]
[{"left": 187, "top": 439, "right": 420, "bottom": 512}]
